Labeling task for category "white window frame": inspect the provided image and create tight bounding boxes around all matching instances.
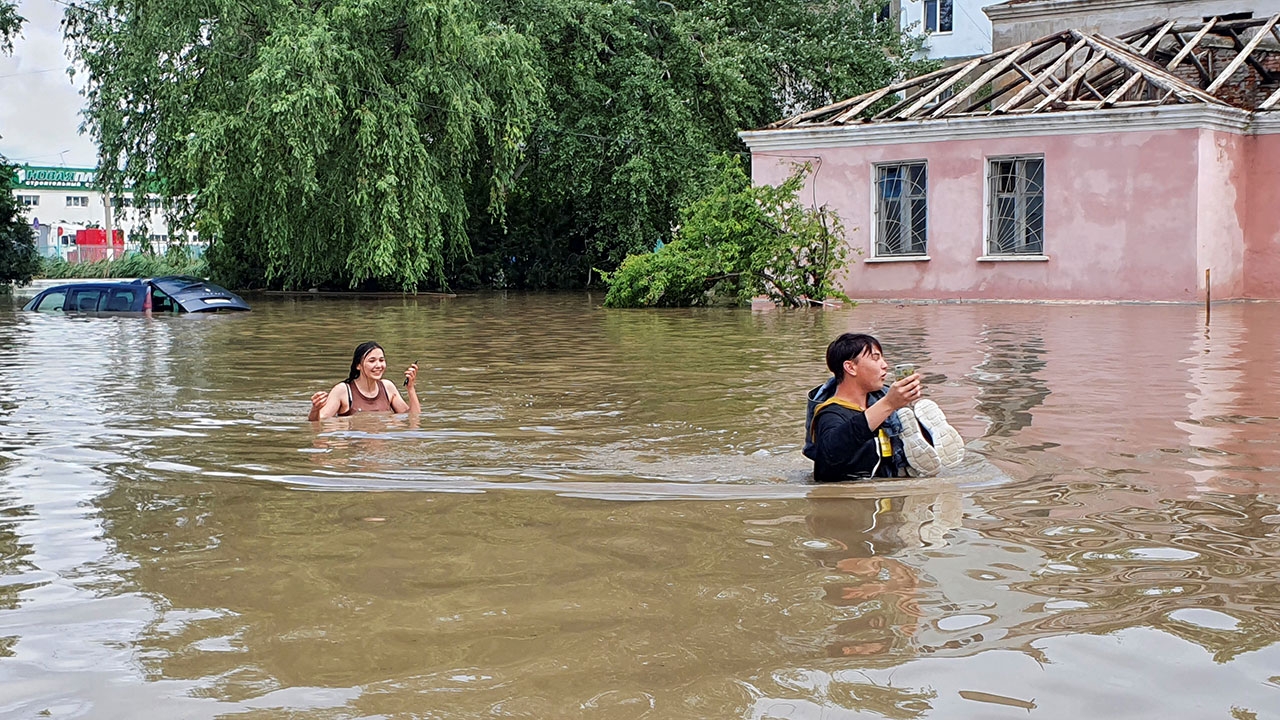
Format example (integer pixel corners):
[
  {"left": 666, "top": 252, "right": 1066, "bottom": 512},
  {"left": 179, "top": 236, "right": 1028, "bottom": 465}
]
[
  {"left": 923, "top": 0, "right": 953, "bottom": 33},
  {"left": 869, "top": 160, "right": 930, "bottom": 261},
  {"left": 65, "top": 195, "right": 89, "bottom": 208},
  {"left": 17, "top": 195, "right": 39, "bottom": 207},
  {"left": 982, "top": 155, "right": 1047, "bottom": 261}
]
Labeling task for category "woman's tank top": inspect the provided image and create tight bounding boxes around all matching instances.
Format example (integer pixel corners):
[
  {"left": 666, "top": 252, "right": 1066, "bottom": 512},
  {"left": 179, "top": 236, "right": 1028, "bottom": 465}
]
[{"left": 340, "top": 380, "right": 394, "bottom": 415}]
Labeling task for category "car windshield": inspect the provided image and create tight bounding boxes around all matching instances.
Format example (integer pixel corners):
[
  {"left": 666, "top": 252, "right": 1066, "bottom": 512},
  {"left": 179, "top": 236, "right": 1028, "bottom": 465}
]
[{"left": 33, "top": 291, "right": 67, "bottom": 312}]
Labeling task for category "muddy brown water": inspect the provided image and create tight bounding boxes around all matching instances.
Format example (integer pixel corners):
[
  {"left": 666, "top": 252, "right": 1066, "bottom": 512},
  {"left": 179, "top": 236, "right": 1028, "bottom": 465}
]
[{"left": 1, "top": 293, "right": 1279, "bottom": 719}]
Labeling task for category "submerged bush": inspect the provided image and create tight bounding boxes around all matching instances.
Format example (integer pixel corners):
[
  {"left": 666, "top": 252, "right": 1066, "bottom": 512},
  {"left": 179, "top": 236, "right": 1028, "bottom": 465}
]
[{"left": 602, "top": 155, "right": 852, "bottom": 308}]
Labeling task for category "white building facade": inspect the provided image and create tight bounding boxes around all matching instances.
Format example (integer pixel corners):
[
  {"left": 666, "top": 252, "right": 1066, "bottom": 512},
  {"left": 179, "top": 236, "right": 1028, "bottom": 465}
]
[
  {"left": 11, "top": 165, "right": 186, "bottom": 260},
  {"left": 899, "top": 0, "right": 1006, "bottom": 60}
]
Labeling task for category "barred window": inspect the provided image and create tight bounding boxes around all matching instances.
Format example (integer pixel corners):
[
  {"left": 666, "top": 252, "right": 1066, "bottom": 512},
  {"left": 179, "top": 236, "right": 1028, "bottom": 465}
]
[
  {"left": 988, "top": 157, "right": 1044, "bottom": 256},
  {"left": 874, "top": 162, "right": 928, "bottom": 257}
]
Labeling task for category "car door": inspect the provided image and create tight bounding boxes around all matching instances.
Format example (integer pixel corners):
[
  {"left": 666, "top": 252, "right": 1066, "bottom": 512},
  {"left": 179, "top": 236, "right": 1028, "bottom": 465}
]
[
  {"left": 103, "top": 286, "right": 142, "bottom": 312},
  {"left": 65, "top": 288, "right": 106, "bottom": 312}
]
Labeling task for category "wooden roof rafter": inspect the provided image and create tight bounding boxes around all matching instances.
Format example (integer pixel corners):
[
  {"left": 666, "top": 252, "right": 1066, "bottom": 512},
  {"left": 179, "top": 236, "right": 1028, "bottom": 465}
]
[
  {"left": 1204, "top": 15, "right": 1280, "bottom": 93},
  {"left": 770, "top": 14, "right": 1280, "bottom": 129},
  {"left": 1121, "top": 13, "right": 1280, "bottom": 107}
]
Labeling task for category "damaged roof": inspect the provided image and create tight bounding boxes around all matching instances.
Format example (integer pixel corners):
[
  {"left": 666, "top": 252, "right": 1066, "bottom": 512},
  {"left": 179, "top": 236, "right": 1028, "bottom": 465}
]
[{"left": 771, "top": 14, "right": 1280, "bottom": 128}]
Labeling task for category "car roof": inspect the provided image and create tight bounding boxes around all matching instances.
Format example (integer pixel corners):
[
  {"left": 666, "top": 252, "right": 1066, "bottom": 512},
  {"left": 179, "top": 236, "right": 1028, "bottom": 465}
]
[{"left": 40, "top": 281, "right": 140, "bottom": 292}]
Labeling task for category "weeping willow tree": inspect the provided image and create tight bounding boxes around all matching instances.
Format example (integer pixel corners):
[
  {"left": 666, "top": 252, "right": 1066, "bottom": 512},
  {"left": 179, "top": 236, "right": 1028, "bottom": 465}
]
[
  {"left": 465, "top": 0, "right": 928, "bottom": 289},
  {"left": 64, "top": 0, "right": 543, "bottom": 289}
]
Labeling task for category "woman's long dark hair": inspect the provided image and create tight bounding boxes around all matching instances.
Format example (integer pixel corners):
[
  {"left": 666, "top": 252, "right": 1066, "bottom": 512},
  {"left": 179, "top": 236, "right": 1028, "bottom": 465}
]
[{"left": 346, "top": 341, "right": 384, "bottom": 383}]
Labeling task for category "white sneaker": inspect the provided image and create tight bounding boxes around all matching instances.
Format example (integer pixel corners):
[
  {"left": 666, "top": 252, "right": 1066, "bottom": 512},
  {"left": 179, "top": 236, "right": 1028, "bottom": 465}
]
[
  {"left": 913, "top": 399, "right": 966, "bottom": 467},
  {"left": 896, "top": 407, "right": 941, "bottom": 477}
]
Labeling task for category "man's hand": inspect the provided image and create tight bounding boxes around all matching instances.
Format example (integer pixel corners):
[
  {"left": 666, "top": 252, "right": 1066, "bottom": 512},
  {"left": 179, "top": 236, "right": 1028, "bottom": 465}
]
[{"left": 885, "top": 373, "right": 922, "bottom": 409}]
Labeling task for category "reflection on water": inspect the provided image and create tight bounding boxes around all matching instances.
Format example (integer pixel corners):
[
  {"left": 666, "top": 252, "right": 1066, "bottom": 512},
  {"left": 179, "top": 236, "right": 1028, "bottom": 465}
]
[
  {"left": 970, "top": 323, "right": 1050, "bottom": 439},
  {"left": 1, "top": 294, "right": 1280, "bottom": 718}
]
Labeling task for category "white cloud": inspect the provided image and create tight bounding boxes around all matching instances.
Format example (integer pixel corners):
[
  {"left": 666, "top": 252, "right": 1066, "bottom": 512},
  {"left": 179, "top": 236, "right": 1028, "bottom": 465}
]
[{"left": 0, "top": 0, "right": 99, "bottom": 166}]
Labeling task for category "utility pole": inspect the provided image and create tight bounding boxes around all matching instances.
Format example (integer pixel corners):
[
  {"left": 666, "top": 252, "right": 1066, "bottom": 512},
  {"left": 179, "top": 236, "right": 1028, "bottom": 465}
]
[{"left": 104, "top": 194, "right": 115, "bottom": 260}]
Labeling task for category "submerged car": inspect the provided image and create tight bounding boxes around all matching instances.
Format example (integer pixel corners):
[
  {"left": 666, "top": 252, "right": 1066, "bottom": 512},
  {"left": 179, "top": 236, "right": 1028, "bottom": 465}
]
[{"left": 23, "top": 276, "right": 251, "bottom": 314}]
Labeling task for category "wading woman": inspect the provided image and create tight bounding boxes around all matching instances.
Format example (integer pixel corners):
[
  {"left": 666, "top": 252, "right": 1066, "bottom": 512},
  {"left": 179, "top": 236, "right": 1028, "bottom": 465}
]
[{"left": 308, "top": 341, "right": 420, "bottom": 420}]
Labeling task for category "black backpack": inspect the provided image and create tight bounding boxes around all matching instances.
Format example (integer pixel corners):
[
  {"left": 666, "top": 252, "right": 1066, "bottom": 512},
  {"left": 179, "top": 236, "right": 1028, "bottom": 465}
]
[{"left": 802, "top": 378, "right": 838, "bottom": 460}]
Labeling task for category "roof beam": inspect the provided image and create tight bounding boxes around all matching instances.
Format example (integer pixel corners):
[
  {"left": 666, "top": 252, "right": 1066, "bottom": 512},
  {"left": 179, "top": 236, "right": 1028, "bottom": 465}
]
[
  {"left": 1118, "top": 21, "right": 1167, "bottom": 42},
  {"left": 771, "top": 95, "right": 865, "bottom": 128},
  {"left": 1261, "top": 85, "right": 1280, "bottom": 110},
  {"left": 993, "top": 36, "right": 1089, "bottom": 113},
  {"left": 1099, "top": 70, "right": 1147, "bottom": 107},
  {"left": 1206, "top": 15, "right": 1280, "bottom": 93},
  {"left": 1032, "top": 49, "right": 1106, "bottom": 111},
  {"left": 1087, "top": 34, "right": 1225, "bottom": 105},
  {"left": 1224, "top": 26, "right": 1278, "bottom": 84},
  {"left": 1166, "top": 17, "right": 1217, "bottom": 74},
  {"left": 1137, "top": 21, "right": 1177, "bottom": 59},
  {"left": 1166, "top": 15, "right": 1275, "bottom": 36},
  {"left": 896, "top": 55, "right": 987, "bottom": 118},
  {"left": 810, "top": 47, "right": 1026, "bottom": 125},
  {"left": 824, "top": 87, "right": 897, "bottom": 125},
  {"left": 1167, "top": 31, "right": 1213, "bottom": 84},
  {"left": 929, "top": 41, "right": 1035, "bottom": 117}
]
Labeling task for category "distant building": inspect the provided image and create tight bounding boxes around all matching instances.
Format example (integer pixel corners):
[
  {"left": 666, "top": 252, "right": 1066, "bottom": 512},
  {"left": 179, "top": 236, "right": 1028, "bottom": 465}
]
[
  {"left": 741, "top": 14, "right": 1280, "bottom": 302},
  {"left": 985, "top": 0, "right": 1280, "bottom": 50},
  {"left": 10, "top": 165, "right": 188, "bottom": 260},
  {"left": 900, "top": 0, "right": 1007, "bottom": 59}
]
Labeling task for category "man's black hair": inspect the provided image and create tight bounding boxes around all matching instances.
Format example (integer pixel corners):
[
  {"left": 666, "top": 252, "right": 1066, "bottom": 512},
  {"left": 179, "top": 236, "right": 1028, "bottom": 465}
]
[{"left": 825, "top": 333, "right": 881, "bottom": 383}]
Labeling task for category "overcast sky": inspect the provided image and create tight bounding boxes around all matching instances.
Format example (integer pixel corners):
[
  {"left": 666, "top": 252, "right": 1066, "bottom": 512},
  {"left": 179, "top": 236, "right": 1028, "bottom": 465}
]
[{"left": 0, "top": 0, "right": 99, "bottom": 167}]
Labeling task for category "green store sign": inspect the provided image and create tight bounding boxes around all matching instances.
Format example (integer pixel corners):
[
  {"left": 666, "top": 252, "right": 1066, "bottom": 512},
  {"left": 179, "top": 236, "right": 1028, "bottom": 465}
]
[{"left": 15, "top": 165, "right": 99, "bottom": 189}]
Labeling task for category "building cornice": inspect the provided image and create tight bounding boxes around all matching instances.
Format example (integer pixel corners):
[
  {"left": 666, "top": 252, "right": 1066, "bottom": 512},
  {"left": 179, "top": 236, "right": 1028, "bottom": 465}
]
[
  {"left": 984, "top": 0, "right": 1191, "bottom": 23},
  {"left": 739, "top": 105, "right": 1257, "bottom": 151},
  {"left": 1252, "top": 113, "right": 1280, "bottom": 135}
]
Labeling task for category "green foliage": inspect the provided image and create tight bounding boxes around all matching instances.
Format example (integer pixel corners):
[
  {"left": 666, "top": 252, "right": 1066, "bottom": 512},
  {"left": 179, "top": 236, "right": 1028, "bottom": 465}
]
[
  {"left": 65, "top": 0, "right": 542, "bottom": 290},
  {"left": 62, "top": 0, "right": 925, "bottom": 291},
  {"left": 471, "top": 0, "right": 927, "bottom": 289},
  {"left": 39, "top": 252, "right": 208, "bottom": 280},
  {"left": 603, "top": 155, "right": 850, "bottom": 308},
  {"left": 0, "top": 161, "right": 40, "bottom": 287},
  {"left": 0, "top": 0, "right": 22, "bottom": 54}
]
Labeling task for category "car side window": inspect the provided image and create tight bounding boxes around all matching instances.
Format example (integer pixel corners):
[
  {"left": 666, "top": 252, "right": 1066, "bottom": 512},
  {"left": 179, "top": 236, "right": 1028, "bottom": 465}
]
[
  {"left": 68, "top": 289, "right": 104, "bottom": 312},
  {"left": 150, "top": 287, "right": 179, "bottom": 313},
  {"left": 34, "top": 291, "right": 68, "bottom": 312},
  {"left": 105, "top": 288, "right": 137, "bottom": 312}
]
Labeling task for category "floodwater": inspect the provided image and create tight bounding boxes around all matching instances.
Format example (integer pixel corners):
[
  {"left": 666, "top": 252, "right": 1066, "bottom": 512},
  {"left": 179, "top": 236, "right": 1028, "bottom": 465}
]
[{"left": 1, "top": 293, "right": 1279, "bottom": 720}]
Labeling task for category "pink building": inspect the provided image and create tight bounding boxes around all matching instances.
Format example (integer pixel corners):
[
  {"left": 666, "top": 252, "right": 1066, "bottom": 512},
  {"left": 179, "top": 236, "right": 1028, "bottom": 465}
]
[{"left": 740, "top": 16, "right": 1280, "bottom": 302}]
